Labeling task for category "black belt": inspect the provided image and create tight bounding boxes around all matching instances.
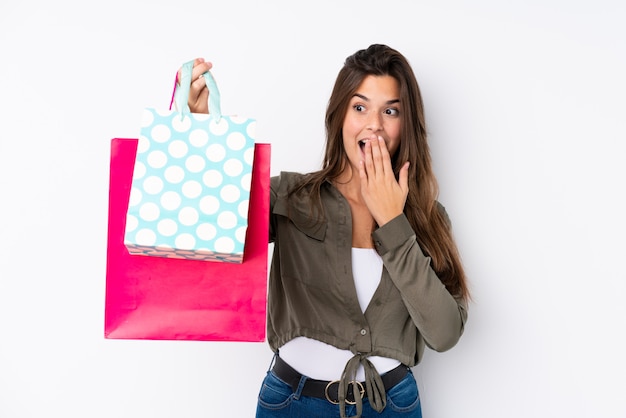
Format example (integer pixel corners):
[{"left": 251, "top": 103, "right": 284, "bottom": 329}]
[{"left": 272, "top": 355, "right": 409, "bottom": 405}]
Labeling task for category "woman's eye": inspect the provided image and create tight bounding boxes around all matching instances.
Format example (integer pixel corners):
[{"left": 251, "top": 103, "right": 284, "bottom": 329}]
[
  {"left": 354, "top": 104, "right": 365, "bottom": 112},
  {"left": 385, "top": 108, "right": 399, "bottom": 116}
]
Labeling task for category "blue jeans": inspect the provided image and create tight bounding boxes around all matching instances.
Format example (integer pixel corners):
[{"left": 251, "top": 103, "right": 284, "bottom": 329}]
[{"left": 255, "top": 367, "right": 422, "bottom": 418}]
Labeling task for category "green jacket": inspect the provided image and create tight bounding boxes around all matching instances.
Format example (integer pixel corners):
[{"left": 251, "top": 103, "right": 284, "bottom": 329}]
[{"left": 267, "top": 171, "right": 468, "bottom": 413}]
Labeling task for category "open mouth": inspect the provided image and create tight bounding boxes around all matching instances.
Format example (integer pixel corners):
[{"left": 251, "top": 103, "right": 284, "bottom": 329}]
[{"left": 358, "top": 139, "right": 368, "bottom": 151}]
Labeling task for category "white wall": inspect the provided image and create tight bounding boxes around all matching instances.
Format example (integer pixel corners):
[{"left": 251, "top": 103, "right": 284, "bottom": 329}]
[{"left": 1, "top": 1, "right": 625, "bottom": 417}]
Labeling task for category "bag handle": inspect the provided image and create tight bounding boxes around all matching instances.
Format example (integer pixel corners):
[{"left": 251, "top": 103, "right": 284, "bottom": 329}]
[{"left": 171, "top": 60, "right": 222, "bottom": 121}]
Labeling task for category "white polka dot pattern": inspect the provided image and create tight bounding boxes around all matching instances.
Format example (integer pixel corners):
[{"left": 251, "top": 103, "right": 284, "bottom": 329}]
[{"left": 124, "top": 108, "right": 256, "bottom": 263}]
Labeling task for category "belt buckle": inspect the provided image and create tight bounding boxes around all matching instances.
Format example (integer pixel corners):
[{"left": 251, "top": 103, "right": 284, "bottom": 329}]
[{"left": 324, "top": 380, "right": 365, "bottom": 405}]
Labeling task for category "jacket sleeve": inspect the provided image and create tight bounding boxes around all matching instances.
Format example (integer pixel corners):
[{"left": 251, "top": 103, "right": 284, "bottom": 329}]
[
  {"left": 269, "top": 175, "right": 281, "bottom": 243},
  {"left": 371, "top": 211, "right": 468, "bottom": 352}
]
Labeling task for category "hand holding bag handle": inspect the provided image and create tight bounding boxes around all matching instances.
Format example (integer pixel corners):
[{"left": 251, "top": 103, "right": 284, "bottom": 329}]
[{"left": 174, "top": 61, "right": 222, "bottom": 121}]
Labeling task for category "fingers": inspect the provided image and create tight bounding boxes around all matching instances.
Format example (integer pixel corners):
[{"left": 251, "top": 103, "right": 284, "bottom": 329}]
[
  {"left": 189, "top": 58, "right": 212, "bottom": 94},
  {"left": 190, "top": 75, "right": 207, "bottom": 94},
  {"left": 183, "top": 58, "right": 213, "bottom": 114},
  {"left": 362, "top": 136, "right": 410, "bottom": 195},
  {"left": 191, "top": 58, "right": 213, "bottom": 81},
  {"left": 362, "top": 135, "right": 390, "bottom": 178},
  {"left": 178, "top": 58, "right": 212, "bottom": 85},
  {"left": 177, "top": 59, "right": 204, "bottom": 83},
  {"left": 359, "top": 139, "right": 409, "bottom": 227},
  {"left": 362, "top": 138, "right": 375, "bottom": 178},
  {"left": 373, "top": 136, "right": 390, "bottom": 176}
]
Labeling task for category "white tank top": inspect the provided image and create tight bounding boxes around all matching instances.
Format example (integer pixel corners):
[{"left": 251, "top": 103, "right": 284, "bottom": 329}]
[{"left": 279, "top": 248, "right": 401, "bottom": 381}]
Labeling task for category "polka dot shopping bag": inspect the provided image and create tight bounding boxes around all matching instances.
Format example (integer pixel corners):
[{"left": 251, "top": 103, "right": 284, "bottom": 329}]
[{"left": 124, "top": 61, "right": 256, "bottom": 263}]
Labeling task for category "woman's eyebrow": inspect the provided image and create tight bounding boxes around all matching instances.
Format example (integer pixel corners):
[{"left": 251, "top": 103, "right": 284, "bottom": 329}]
[{"left": 353, "top": 93, "right": 400, "bottom": 105}]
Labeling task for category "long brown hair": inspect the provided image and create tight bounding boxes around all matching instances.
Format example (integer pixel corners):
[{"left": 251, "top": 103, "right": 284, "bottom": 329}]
[{"left": 292, "top": 44, "right": 469, "bottom": 301}]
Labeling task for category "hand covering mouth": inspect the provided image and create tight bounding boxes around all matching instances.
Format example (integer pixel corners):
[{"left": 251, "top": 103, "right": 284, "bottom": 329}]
[{"left": 359, "top": 136, "right": 384, "bottom": 151}]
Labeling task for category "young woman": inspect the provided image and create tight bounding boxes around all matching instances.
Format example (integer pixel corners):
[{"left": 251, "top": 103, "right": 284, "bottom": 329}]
[{"left": 184, "top": 44, "right": 469, "bottom": 418}]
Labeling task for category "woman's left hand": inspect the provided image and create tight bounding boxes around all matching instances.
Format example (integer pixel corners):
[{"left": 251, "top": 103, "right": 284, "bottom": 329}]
[{"left": 359, "top": 135, "right": 410, "bottom": 227}]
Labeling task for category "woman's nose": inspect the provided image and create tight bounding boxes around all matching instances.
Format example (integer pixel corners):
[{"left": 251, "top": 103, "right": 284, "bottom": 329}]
[{"left": 367, "top": 112, "right": 383, "bottom": 132}]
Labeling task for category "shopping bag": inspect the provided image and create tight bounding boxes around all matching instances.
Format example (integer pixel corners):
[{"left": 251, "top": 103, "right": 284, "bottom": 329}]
[
  {"left": 124, "top": 61, "right": 255, "bottom": 263},
  {"left": 105, "top": 138, "right": 270, "bottom": 341}
]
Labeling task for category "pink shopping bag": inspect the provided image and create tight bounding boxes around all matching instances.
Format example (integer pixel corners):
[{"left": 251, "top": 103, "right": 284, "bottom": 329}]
[{"left": 104, "top": 138, "right": 270, "bottom": 341}]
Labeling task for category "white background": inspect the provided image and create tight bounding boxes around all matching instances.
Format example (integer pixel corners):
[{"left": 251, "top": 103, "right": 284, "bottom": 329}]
[{"left": 1, "top": 1, "right": 625, "bottom": 417}]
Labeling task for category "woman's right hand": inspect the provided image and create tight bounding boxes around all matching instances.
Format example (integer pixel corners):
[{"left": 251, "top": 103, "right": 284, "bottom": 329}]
[{"left": 178, "top": 58, "right": 213, "bottom": 114}]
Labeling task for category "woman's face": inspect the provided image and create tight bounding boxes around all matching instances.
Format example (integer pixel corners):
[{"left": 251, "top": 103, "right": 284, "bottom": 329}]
[{"left": 342, "top": 74, "right": 402, "bottom": 172}]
